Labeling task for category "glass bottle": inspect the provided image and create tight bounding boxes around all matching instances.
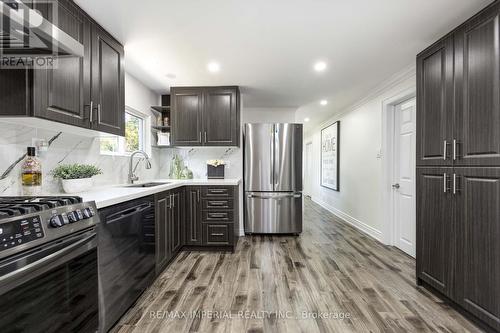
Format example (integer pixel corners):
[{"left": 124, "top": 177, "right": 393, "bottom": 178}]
[{"left": 21, "top": 147, "right": 42, "bottom": 195}]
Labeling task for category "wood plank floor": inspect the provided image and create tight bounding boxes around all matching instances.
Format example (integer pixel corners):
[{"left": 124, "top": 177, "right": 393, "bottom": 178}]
[{"left": 112, "top": 198, "right": 481, "bottom": 333}]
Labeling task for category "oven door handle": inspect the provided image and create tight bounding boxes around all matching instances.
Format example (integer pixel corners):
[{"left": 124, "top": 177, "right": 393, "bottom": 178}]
[{"left": 0, "top": 232, "right": 96, "bottom": 286}]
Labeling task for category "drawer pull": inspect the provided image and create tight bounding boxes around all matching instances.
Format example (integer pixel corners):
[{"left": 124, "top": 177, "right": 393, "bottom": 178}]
[
  {"left": 209, "top": 189, "right": 226, "bottom": 194},
  {"left": 210, "top": 201, "right": 227, "bottom": 206},
  {"left": 211, "top": 233, "right": 225, "bottom": 236},
  {"left": 209, "top": 213, "right": 227, "bottom": 218}
]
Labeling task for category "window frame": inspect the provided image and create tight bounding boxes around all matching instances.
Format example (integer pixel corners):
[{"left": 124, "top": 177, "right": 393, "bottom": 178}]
[{"left": 99, "top": 106, "right": 151, "bottom": 157}]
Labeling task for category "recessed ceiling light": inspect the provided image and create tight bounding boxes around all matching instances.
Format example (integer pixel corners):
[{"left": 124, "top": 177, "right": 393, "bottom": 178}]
[
  {"left": 207, "top": 62, "right": 220, "bottom": 73},
  {"left": 304, "top": 118, "right": 310, "bottom": 122},
  {"left": 314, "top": 61, "right": 327, "bottom": 72},
  {"left": 320, "top": 100, "right": 328, "bottom": 106}
]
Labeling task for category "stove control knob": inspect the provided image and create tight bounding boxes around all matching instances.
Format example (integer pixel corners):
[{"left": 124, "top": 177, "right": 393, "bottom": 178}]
[
  {"left": 67, "top": 212, "right": 78, "bottom": 223},
  {"left": 82, "top": 208, "right": 90, "bottom": 219},
  {"left": 49, "top": 215, "right": 64, "bottom": 228}
]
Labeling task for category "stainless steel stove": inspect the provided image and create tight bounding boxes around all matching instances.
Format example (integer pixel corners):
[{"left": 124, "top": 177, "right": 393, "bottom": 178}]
[
  {"left": 0, "top": 196, "right": 98, "bottom": 259},
  {"left": 0, "top": 196, "right": 100, "bottom": 333}
]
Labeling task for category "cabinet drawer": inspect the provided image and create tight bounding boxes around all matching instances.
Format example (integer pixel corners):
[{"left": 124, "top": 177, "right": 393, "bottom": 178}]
[
  {"left": 202, "top": 210, "right": 234, "bottom": 222},
  {"left": 202, "top": 199, "right": 233, "bottom": 210},
  {"left": 202, "top": 223, "right": 233, "bottom": 245},
  {"left": 202, "top": 187, "right": 233, "bottom": 198}
]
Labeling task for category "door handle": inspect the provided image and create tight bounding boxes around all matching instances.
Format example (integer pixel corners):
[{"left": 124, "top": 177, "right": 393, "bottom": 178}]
[
  {"left": 443, "top": 140, "right": 450, "bottom": 160},
  {"left": 392, "top": 183, "right": 400, "bottom": 189},
  {"left": 453, "top": 174, "right": 460, "bottom": 194},
  {"left": 247, "top": 193, "right": 302, "bottom": 199},
  {"left": 443, "top": 173, "right": 450, "bottom": 193},
  {"left": 453, "top": 139, "right": 460, "bottom": 161},
  {"left": 270, "top": 126, "right": 274, "bottom": 186}
]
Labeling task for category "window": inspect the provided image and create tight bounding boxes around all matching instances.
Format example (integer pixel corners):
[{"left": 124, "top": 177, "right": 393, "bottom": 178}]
[{"left": 100, "top": 108, "right": 149, "bottom": 155}]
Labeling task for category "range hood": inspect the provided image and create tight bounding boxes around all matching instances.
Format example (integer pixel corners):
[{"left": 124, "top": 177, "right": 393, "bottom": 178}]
[{"left": 0, "top": 0, "right": 84, "bottom": 57}]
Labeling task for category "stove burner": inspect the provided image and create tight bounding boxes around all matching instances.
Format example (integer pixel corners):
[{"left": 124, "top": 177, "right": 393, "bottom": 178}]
[{"left": 0, "top": 196, "right": 83, "bottom": 220}]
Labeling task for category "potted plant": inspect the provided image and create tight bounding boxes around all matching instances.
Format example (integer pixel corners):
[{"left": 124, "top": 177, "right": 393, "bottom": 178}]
[
  {"left": 51, "top": 164, "right": 102, "bottom": 193},
  {"left": 207, "top": 159, "right": 225, "bottom": 179}
]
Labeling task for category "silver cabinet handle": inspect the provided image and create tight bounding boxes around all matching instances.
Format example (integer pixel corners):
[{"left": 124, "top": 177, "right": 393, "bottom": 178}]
[
  {"left": 211, "top": 233, "right": 224, "bottom": 236},
  {"left": 443, "top": 173, "right": 448, "bottom": 193},
  {"left": 97, "top": 103, "right": 101, "bottom": 123},
  {"left": 89, "top": 101, "right": 93, "bottom": 122},
  {"left": 453, "top": 139, "right": 460, "bottom": 161},
  {"left": 209, "top": 213, "right": 227, "bottom": 218},
  {"left": 453, "top": 174, "right": 460, "bottom": 194},
  {"left": 199, "top": 132, "right": 202, "bottom": 143},
  {"left": 204, "top": 131, "right": 207, "bottom": 143},
  {"left": 197, "top": 189, "right": 200, "bottom": 202},
  {"left": 443, "top": 140, "right": 448, "bottom": 160}
]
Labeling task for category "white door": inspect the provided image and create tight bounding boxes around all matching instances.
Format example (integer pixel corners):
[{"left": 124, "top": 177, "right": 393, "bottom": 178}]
[
  {"left": 304, "top": 142, "right": 313, "bottom": 197},
  {"left": 393, "top": 98, "right": 416, "bottom": 257}
]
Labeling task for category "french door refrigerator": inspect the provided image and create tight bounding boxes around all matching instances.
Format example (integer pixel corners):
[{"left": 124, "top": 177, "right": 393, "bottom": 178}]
[{"left": 244, "top": 123, "right": 303, "bottom": 234}]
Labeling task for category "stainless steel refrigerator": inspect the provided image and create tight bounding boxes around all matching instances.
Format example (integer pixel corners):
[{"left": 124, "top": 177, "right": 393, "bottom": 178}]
[{"left": 243, "top": 123, "right": 303, "bottom": 234}]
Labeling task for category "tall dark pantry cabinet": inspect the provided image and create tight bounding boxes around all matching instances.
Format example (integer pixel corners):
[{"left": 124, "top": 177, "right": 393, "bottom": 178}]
[{"left": 416, "top": 2, "right": 500, "bottom": 332}]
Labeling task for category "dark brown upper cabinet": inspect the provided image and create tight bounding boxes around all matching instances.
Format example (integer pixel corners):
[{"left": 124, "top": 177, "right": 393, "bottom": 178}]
[
  {"left": 171, "top": 88, "right": 204, "bottom": 146},
  {"left": 91, "top": 26, "right": 125, "bottom": 136},
  {"left": 416, "top": 37, "right": 454, "bottom": 166},
  {"left": 32, "top": 0, "right": 92, "bottom": 129},
  {"left": 417, "top": 2, "right": 500, "bottom": 167},
  {"left": 454, "top": 7, "right": 500, "bottom": 166},
  {"left": 204, "top": 87, "right": 240, "bottom": 146},
  {"left": 0, "top": 0, "right": 125, "bottom": 137},
  {"left": 171, "top": 86, "right": 240, "bottom": 147}
]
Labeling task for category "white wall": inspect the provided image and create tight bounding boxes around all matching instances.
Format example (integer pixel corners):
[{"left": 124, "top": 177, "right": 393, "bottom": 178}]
[
  {"left": 242, "top": 107, "right": 297, "bottom": 123},
  {"left": 304, "top": 69, "right": 416, "bottom": 242}
]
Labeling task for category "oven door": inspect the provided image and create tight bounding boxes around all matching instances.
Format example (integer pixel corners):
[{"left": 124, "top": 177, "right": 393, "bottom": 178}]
[{"left": 0, "top": 229, "right": 98, "bottom": 333}]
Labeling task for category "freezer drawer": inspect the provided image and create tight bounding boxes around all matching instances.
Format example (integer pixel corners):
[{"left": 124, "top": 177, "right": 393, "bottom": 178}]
[{"left": 245, "top": 192, "right": 303, "bottom": 234}]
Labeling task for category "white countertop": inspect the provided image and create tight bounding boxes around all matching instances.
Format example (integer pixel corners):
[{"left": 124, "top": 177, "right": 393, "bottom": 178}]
[{"left": 76, "top": 179, "right": 241, "bottom": 209}]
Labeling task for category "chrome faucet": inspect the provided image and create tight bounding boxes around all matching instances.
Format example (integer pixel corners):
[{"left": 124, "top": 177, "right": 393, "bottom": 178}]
[{"left": 128, "top": 150, "right": 152, "bottom": 184}]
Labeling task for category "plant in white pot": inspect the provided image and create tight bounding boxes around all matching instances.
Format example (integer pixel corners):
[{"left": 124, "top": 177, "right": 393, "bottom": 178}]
[{"left": 51, "top": 164, "right": 102, "bottom": 194}]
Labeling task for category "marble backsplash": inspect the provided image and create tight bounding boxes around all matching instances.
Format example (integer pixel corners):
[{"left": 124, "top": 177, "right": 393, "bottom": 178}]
[
  {"left": 0, "top": 122, "right": 242, "bottom": 196},
  {"left": 0, "top": 122, "right": 167, "bottom": 195}
]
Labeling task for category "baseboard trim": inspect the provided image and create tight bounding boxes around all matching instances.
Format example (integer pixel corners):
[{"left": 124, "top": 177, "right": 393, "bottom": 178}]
[{"left": 311, "top": 197, "right": 383, "bottom": 242}]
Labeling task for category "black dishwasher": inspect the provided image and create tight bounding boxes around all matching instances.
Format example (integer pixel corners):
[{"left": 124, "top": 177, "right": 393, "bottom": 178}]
[{"left": 98, "top": 196, "right": 155, "bottom": 332}]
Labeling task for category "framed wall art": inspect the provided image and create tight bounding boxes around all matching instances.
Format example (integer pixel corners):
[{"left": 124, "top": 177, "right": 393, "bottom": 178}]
[{"left": 321, "top": 121, "right": 340, "bottom": 191}]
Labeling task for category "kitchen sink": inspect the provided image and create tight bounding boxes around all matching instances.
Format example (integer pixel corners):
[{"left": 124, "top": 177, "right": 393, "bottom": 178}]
[{"left": 123, "top": 182, "right": 170, "bottom": 188}]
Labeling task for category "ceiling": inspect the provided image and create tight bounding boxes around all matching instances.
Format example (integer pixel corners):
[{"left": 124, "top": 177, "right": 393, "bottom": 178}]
[{"left": 75, "top": 0, "right": 492, "bottom": 128}]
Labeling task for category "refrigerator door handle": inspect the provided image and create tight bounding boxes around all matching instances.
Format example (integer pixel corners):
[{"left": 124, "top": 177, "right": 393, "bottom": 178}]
[
  {"left": 247, "top": 193, "right": 302, "bottom": 199},
  {"left": 270, "top": 124, "right": 274, "bottom": 187}
]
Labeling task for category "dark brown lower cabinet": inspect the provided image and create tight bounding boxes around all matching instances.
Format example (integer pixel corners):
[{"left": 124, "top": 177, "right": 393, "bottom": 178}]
[
  {"left": 454, "top": 168, "right": 500, "bottom": 331},
  {"left": 185, "top": 187, "right": 202, "bottom": 245},
  {"left": 416, "top": 168, "right": 454, "bottom": 296},
  {"left": 155, "top": 188, "right": 184, "bottom": 274},
  {"left": 185, "top": 185, "right": 238, "bottom": 251},
  {"left": 417, "top": 167, "right": 500, "bottom": 332}
]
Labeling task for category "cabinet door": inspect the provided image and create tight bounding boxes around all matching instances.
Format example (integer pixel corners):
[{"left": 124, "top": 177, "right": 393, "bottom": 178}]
[
  {"left": 185, "top": 187, "right": 202, "bottom": 245},
  {"left": 155, "top": 192, "right": 170, "bottom": 273},
  {"left": 32, "top": 0, "right": 91, "bottom": 128},
  {"left": 416, "top": 168, "right": 454, "bottom": 296},
  {"left": 91, "top": 27, "right": 125, "bottom": 136},
  {"left": 203, "top": 87, "right": 240, "bottom": 146},
  {"left": 455, "top": 6, "right": 500, "bottom": 166},
  {"left": 416, "top": 37, "right": 454, "bottom": 166},
  {"left": 454, "top": 168, "right": 500, "bottom": 331},
  {"left": 171, "top": 88, "right": 203, "bottom": 146},
  {"left": 170, "top": 190, "right": 183, "bottom": 255}
]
